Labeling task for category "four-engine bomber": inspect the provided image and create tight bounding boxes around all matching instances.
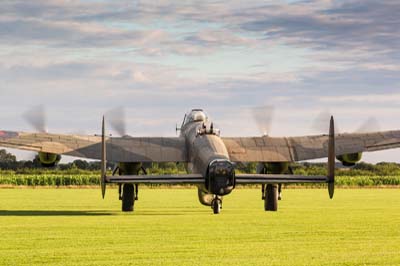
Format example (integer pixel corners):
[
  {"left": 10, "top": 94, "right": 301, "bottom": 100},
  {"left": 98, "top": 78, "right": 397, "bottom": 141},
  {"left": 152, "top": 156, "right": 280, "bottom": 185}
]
[
  {"left": 101, "top": 109, "right": 334, "bottom": 213},
  {"left": 1, "top": 108, "right": 400, "bottom": 214}
]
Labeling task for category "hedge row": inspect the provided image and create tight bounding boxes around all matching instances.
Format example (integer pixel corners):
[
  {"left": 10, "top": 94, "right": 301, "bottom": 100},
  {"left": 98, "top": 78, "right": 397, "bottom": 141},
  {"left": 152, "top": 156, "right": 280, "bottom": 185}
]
[
  {"left": 0, "top": 175, "right": 99, "bottom": 186},
  {"left": 337, "top": 175, "right": 400, "bottom": 186},
  {"left": 0, "top": 174, "right": 400, "bottom": 187}
]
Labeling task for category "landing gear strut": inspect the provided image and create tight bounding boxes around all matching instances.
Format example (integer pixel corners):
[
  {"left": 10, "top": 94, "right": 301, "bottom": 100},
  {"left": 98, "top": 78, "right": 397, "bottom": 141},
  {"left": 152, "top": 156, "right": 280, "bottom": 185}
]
[
  {"left": 261, "top": 184, "right": 265, "bottom": 200},
  {"left": 135, "top": 184, "right": 139, "bottom": 201},
  {"left": 278, "top": 183, "right": 282, "bottom": 200},
  {"left": 264, "top": 184, "right": 278, "bottom": 211},
  {"left": 211, "top": 196, "right": 222, "bottom": 214}
]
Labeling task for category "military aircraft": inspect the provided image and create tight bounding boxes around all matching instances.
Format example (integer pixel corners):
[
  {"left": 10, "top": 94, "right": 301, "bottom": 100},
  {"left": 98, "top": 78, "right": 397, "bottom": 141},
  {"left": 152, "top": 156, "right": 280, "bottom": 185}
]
[{"left": 1, "top": 108, "right": 400, "bottom": 214}]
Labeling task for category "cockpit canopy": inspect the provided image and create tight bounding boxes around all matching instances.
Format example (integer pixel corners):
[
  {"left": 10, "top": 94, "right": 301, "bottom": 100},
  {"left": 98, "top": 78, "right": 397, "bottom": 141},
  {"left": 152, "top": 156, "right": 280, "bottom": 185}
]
[{"left": 183, "top": 109, "right": 208, "bottom": 126}]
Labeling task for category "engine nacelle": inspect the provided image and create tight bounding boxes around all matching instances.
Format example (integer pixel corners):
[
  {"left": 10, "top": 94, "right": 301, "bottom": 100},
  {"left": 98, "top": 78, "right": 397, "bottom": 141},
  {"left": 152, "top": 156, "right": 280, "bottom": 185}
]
[
  {"left": 118, "top": 162, "right": 142, "bottom": 175},
  {"left": 38, "top": 152, "right": 61, "bottom": 167},
  {"left": 336, "top": 153, "right": 362, "bottom": 167},
  {"left": 257, "top": 162, "right": 289, "bottom": 174}
]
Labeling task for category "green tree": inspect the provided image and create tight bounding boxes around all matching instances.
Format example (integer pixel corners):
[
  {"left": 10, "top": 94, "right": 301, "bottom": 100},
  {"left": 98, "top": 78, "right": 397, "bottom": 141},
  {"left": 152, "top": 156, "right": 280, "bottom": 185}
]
[
  {"left": 73, "top": 160, "right": 89, "bottom": 170},
  {"left": 0, "top": 149, "right": 16, "bottom": 163}
]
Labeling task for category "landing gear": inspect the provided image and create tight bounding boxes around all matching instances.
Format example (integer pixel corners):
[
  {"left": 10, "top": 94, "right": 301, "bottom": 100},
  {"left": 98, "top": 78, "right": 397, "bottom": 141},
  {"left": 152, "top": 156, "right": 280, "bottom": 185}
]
[
  {"left": 212, "top": 198, "right": 222, "bottom": 214},
  {"left": 261, "top": 184, "right": 266, "bottom": 200},
  {"left": 264, "top": 184, "right": 278, "bottom": 211},
  {"left": 278, "top": 183, "right": 282, "bottom": 200},
  {"left": 117, "top": 162, "right": 143, "bottom": 212},
  {"left": 197, "top": 188, "right": 214, "bottom": 206},
  {"left": 135, "top": 184, "right": 139, "bottom": 201},
  {"left": 258, "top": 162, "right": 290, "bottom": 210},
  {"left": 122, "top": 184, "right": 136, "bottom": 212}
]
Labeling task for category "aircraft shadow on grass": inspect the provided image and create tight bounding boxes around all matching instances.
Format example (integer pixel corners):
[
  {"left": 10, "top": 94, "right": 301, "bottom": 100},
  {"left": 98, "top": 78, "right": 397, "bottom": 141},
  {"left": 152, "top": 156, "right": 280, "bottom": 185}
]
[
  {"left": 0, "top": 210, "right": 114, "bottom": 216},
  {"left": 0, "top": 209, "right": 210, "bottom": 216}
]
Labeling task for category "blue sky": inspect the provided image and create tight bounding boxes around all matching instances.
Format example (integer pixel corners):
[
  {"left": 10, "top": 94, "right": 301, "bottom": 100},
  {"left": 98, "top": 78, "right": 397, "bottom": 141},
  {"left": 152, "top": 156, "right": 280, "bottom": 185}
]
[{"left": 0, "top": 0, "right": 399, "bottom": 162}]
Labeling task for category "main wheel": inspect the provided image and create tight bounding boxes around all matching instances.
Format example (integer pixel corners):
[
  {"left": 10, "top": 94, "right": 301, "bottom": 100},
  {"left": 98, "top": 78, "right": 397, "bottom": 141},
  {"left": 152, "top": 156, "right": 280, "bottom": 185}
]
[
  {"left": 122, "top": 184, "right": 135, "bottom": 212},
  {"left": 264, "top": 184, "right": 278, "bottom": 211},
  {"left": 212, "top": 199, "right": 221, "bottom": 214}
]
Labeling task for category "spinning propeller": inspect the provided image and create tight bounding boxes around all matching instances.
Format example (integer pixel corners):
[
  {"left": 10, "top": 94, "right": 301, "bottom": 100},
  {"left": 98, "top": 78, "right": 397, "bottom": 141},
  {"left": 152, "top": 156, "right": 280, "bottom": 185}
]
[
  {"left": 105, "top": 107, "right": 128, "bottom": 137},
  {"left": 23, "top": 105, "right": 47, "bottom": 133},
  {"left": 312, "top": 110, "right": 380, "bottom": 134},
  {"left": 22, "top": 105, "right": 48, "bottom": 160},
  {"left": 251, "top": 105, "right": 275, "bottom": 136}
]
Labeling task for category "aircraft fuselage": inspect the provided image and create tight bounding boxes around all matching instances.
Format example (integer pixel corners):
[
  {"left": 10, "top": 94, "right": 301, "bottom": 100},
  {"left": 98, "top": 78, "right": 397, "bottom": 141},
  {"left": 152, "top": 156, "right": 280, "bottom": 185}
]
[{"left": 180, "top": 113, "right": 235, "bottom": 196}]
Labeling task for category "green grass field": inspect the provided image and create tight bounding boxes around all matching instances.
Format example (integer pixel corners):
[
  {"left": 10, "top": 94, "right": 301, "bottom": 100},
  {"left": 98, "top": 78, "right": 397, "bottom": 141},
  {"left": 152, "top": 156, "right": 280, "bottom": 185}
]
[{"left": 0, "top": 188, "right": 399, "bottom": 266}]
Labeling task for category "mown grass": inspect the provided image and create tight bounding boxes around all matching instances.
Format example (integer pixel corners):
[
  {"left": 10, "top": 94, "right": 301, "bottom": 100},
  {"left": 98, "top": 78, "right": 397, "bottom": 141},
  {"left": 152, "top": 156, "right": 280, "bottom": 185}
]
[{"left": 0, "top": 188, "right": 399, "bottom": 266}]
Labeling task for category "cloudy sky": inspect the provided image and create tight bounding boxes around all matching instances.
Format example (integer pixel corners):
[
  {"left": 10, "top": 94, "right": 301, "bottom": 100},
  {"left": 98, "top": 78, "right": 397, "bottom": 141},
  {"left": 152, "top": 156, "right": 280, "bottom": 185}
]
[{"left": 1, "top": 0, "right": 399, "bottom": 162}]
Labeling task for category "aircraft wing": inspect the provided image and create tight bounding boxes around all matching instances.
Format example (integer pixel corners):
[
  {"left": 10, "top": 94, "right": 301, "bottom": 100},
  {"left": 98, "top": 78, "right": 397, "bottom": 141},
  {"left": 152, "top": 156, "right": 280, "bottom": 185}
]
[
  {"left": 0, "top": 130, "right": 187, "bottom": 162},
  {"left": 222, "top": 130, "right": 400, "bottom": 162}
]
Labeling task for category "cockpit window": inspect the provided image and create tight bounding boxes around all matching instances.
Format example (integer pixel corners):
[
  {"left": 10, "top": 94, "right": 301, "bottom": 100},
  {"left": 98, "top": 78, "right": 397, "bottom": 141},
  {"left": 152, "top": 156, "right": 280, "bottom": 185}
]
[{"left": 183, "top": 109, "right": 208, "bottom": 126}]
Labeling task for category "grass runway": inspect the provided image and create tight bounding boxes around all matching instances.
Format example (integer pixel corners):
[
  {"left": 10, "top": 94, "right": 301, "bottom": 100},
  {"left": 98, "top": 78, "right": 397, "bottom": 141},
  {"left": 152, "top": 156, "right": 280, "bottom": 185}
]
[{"left": 0, "top": 188, "right": 399, "bottom": 266}]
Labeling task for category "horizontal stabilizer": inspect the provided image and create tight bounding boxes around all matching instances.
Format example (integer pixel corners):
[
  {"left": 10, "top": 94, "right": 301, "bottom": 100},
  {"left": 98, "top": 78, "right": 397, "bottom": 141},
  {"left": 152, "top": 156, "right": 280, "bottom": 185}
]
[
  {"left": 106, "top": 174, "right": 204, "bottom": 184},
  {"left": 235, "top": 174, "right": 327, "bottom": 184}
]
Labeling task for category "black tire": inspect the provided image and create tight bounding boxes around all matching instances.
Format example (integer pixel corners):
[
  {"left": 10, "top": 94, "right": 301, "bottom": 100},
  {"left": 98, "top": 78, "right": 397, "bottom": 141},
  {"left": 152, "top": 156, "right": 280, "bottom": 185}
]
[
  {"left": 122, "top": 184, "right": 135, "bottom": 212},
  {"left": 212, "top": 199, "right": 221, "bottom": 214},
  {"left": 264, "top": 184, "right": 278, "bottom": 211}
]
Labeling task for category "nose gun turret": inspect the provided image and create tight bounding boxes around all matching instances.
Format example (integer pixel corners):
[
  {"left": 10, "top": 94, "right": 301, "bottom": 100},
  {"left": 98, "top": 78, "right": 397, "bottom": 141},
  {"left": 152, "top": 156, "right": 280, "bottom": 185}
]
[{"left": 196, "top": 122, "right": 220, "bottom": 137}]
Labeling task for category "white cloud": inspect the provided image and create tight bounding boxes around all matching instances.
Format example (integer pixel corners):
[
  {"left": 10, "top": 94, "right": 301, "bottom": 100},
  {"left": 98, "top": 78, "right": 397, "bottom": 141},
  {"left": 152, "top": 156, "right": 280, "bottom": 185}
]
[
  {"left": 0, "top": 0, "right": 399, "bottom": 162},
  {"left": 132, "top": 71, "right": 150, "bottom": 82},
  {"left": 319, "top": 93, "right": 400, "bottom": 104}
]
